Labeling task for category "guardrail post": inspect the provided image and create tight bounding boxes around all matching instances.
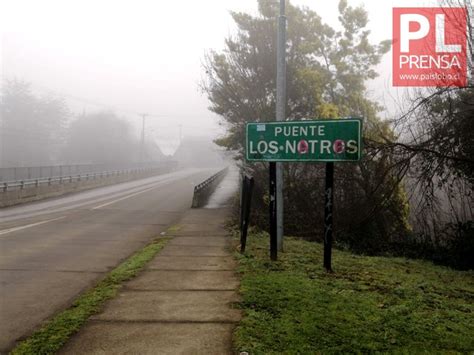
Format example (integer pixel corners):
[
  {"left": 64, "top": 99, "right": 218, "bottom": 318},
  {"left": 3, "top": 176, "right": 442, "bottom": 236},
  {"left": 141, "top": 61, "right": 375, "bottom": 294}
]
[{"left": 3, "top": 182, "right": 7, "bottom": 192}]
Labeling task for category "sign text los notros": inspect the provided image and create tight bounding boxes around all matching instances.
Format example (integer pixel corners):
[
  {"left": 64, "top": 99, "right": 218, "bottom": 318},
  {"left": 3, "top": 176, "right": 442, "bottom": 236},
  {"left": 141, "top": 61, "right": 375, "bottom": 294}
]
[{"left": 246, "top": 119, "right": 362, "bottom": 162}]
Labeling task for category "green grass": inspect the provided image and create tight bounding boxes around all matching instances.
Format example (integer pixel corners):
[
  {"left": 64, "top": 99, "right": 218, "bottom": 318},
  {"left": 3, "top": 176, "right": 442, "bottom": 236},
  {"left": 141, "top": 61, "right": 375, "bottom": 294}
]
[
  {"left": 11, "top": 237, "right": 168, "bottom": 355},
  {"left": 234, "top": 230, "right": 474, "bottom": 354}
]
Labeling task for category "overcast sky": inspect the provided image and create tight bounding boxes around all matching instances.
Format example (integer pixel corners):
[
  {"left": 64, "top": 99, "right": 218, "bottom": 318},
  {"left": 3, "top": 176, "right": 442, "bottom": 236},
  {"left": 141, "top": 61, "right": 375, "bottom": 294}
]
[{"left": 0, "top": 0, "right": 443, "bottom": 154}]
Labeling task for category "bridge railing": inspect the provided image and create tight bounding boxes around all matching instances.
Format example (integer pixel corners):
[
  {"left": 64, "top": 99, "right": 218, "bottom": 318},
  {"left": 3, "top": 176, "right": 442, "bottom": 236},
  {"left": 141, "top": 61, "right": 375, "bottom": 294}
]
[
  {"left": 191, "top": 167, "right": 229, "bottom": 208},
  {"left": 0, "top": 162, "right": 175, "bottom": 182},
  {"left": 1, "top": 162, "right": 178, "bottom": 192}
]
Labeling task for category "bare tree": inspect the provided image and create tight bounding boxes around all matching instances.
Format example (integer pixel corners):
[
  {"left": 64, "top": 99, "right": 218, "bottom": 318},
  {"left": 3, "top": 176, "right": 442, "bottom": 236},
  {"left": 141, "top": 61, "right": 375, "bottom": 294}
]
[{"left": 376, "top": 0, "right": 473, "bottom": 253}]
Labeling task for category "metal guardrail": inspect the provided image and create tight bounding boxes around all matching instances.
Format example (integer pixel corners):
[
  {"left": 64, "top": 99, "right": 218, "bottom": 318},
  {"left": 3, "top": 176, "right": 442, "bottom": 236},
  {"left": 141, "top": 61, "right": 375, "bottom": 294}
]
[
  {"left": 1, "top": 163, "right": 177, "bottom": 192},
  {"left": 191, "top": 167, "right": 229, "bottom": 208},
  {"left": 0, "top": 162, "right": 174, "bottom": 181}
]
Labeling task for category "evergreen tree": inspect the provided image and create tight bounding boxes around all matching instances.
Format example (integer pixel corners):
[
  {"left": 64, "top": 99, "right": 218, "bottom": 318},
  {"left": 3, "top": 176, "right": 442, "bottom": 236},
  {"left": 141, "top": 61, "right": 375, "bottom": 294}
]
[{"left": 203, "top": 0, "right": 409, "bottom": 252}]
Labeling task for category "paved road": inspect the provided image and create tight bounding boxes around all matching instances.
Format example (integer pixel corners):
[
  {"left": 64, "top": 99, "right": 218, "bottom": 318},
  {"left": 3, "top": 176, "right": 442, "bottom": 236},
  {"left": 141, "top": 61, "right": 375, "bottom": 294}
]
[{"left": 0, "top": 168, "right": 217, "bottom": 352}]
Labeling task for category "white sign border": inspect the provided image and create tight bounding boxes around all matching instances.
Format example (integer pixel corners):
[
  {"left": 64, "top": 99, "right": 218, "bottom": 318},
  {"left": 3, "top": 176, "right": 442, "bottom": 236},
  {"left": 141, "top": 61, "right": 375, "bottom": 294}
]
[{"left": 245, "top": 118, "right": 363, "bottom": 162}]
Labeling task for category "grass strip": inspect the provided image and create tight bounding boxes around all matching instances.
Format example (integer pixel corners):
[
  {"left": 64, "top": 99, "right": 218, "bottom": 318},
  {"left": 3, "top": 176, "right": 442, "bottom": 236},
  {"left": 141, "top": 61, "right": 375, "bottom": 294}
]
[
  {"left": 11, "top": 237, "right": 169, "bottom": 355},
  {"left": 234, "top": 230, "right": 474, "bottom": 354}
]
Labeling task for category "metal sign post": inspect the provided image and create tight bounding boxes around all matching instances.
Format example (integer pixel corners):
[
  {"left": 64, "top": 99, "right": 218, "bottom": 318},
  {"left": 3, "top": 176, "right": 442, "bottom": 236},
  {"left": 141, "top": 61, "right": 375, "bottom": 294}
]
[
  {"left": 240, "top": 175, "right": 254, "bottom": 253},
  {"left": 276, "top": 0, "right": 287, "bottom": 253},
  {"left": 269, "top": 162, "right": 278, "bottom": 261},
  {"left": 324, "top": 162, "right": 334, "bottom": 272}
]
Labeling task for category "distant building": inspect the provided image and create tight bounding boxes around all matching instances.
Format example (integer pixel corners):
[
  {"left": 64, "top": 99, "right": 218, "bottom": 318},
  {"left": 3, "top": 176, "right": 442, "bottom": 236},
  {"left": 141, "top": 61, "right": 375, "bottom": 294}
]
[{"left": 173, "top": 137, "right": 226, "bottom": 168}]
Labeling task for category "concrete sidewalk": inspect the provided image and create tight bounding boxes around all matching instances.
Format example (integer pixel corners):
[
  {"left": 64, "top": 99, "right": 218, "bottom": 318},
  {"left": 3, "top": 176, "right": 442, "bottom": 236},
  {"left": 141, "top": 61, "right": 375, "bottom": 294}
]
[{"left": 60, "top": 207, "right": 240, "bottom": 354}]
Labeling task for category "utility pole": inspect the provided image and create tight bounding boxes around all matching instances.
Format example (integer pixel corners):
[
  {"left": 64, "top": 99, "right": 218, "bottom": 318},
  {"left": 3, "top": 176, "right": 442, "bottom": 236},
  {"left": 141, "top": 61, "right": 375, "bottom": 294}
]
[
  {"left": 276, "top": 0, "right": 287, "bottom": 251},
  {"left": 140, "top": 113, "right": 147, "bottom": 163}
]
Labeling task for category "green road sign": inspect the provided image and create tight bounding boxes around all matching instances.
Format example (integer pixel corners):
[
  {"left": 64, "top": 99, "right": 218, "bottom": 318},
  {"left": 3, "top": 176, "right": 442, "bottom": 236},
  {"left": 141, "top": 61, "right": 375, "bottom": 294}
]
[{"left": 246, "top": 119, "right": 362, "bottom": 162}]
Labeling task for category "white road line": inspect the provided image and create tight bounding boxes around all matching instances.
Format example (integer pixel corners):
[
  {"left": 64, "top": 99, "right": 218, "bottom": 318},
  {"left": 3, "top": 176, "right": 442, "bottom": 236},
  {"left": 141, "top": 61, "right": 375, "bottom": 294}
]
[
  {"left": 91, "top": 183, "right": 165, "bottom": 210},
  {"left": 0, "top": 216, "right": 66, "bottom": 236}
]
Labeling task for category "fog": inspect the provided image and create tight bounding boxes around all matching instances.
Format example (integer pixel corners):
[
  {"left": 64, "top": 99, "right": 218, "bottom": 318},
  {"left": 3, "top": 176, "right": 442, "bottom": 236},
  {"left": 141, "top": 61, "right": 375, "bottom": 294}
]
[{"left": 0, "top": 0, "right": 448, "bottom": 168}]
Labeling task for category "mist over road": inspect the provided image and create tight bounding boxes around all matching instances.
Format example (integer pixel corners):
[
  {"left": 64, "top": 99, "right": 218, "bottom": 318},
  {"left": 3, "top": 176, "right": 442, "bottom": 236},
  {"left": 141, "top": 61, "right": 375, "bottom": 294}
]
[{"left": 0, "top": 168, "right": 218, "bottom": 352}]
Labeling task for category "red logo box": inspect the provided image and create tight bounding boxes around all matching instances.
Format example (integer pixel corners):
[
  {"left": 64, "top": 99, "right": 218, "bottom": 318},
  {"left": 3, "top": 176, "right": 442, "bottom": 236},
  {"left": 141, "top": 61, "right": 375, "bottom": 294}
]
[{"left": 393, "top": 7, "right": 467, "bottom": 87}]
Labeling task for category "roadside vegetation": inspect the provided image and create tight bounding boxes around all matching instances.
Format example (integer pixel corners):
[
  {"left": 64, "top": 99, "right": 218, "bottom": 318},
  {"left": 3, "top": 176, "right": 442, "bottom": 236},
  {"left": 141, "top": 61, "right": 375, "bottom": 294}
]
[
  {"left": 233, "top": 230, "right": 474, "bottom": 354},
  {"left": 203, "top": 0, "right": 473, "bottom": 270},
  {"left": 11, "top": 237, "right": 168, "bottom": 355},
  {"left": 0, "top": 79, "right": 167, "bottom": 167}
]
